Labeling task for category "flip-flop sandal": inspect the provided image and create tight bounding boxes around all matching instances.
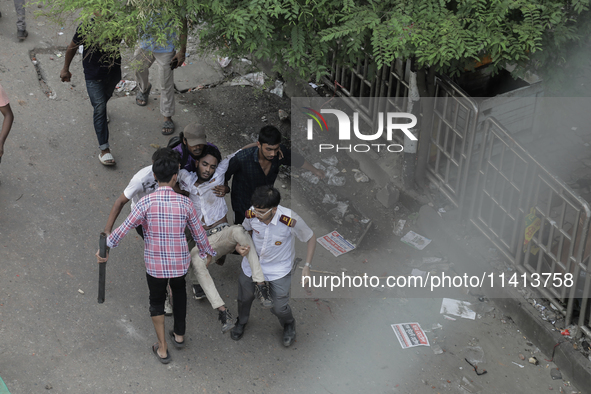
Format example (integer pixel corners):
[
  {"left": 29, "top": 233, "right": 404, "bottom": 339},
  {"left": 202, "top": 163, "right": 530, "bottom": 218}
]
[
  {"left": 136, "top": 84, "right": 151, "bottom": 106},
  {"left": 162, "top": 120, "right": 175, "bottom": 135},
  {"left": 152, "top": 343, "right": 172, "bottom": 364},
  {"left": 168, "top": 330, "right": 185, "bottom": 349},
  {"left": 99, "top": 152, "right": 116, "bottom": 166}
]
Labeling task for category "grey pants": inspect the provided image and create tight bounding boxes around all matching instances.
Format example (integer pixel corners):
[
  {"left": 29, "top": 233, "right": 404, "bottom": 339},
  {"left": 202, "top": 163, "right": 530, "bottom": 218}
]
[
  {"left": 237, "top": 270, "right": 294, "bottom": 327},
  {"left": 14, "top": 0, "right": 26, "bottom": 31}
]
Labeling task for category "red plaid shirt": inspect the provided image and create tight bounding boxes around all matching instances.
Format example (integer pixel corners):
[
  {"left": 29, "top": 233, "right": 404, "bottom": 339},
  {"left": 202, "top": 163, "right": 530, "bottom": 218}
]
[{"left": 107, "top": 186, "right": 215, "bottom": 278}]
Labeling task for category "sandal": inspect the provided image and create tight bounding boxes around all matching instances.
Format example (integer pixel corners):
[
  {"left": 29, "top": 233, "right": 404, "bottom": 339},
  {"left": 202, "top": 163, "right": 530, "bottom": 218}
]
[
  {"left": 168, "top": 330, "right": 185, "bottom": 349},
  {"left": 136, "top": 84, "right": 151, "bottom": 106},
  {"left": 162, "top": 120, "right": 175, "bottom": 135},
  {"left": 99, "top": 152, "right": 116, "bottom": 166},
  {"left": 152, "top": 343, "right": 171, "bottom": 364}
]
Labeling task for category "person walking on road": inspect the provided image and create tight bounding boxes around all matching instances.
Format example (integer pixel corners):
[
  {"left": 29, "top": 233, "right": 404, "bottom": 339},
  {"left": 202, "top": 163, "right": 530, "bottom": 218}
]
[
  {"left": 14, "top": 0, "right": 27, "bottom": 40},
  {"left": 231, "top": 186, "right": 316, "bottom": 347},
  {"left": 225, "top": 126, "right": 325, "bottom": 224},
  {"left": 61, "top": 20, "right": 122, "bottom": 166},
  {"left": 134, "top": 17, "right": 187, "bottom": 136},
  {"left": 0, "top": 83, "right": 14, "bottom": 164},
  {"left": 96, "top": 151, "right": 216, "bottom": 364}
]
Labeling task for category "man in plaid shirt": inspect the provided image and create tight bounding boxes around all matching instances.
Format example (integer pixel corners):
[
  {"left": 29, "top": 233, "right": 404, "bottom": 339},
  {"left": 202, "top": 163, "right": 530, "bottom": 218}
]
[{"left": 96, "top": 150, "right": 215, "bottom": 364}]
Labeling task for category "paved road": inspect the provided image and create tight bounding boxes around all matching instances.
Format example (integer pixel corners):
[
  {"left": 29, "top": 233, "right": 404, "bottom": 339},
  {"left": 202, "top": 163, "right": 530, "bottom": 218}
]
[{"left": 0, "top": 8, "right": 584, "bottom": 394}]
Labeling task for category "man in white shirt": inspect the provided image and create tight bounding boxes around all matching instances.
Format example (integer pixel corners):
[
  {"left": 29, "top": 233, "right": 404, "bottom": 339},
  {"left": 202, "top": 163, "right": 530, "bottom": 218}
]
[
  {"left": 231, "top": 186, "right": 316, "bottom": 347},
  {"left": 177, "top": 145, "right": 272, "bottom": 333}
]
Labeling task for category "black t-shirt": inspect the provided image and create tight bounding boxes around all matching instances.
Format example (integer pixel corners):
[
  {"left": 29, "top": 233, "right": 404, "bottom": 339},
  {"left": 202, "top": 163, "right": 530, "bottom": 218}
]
[{"left": 72, "top": 22, "right": 122, "bottom": 81}]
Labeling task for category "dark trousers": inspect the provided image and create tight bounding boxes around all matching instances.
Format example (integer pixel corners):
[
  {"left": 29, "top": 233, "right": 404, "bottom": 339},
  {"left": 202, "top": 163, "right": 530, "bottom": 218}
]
[
  {"left": 233, "top": 209, "right": 245, "bottom": 225},
  {"left": 237, "top": 270, "right": 294, "bottom": 327},
  {"left": 146, "top": 273, "right": 187, "bottom": 335},
  {"left": 85, "top": 70, "right": 121, "bottom": 151}
]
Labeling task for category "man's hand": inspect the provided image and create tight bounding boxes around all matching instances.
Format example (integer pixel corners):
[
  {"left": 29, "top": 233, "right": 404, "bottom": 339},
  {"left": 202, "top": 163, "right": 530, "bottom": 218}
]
[
  {"left": 205, "top": 254, "right": 213, "bottom": 267},
  {"left": 60, "top": 69, "right": 72, "bottom": 82},
  {"left": 95, "top": 249, "right": 109, "bottom": 264},
  {"left": 171, "top": 51, "right": 185, "bottom": 70},
  {"left": 235, "top": 243, "right": 250, "bottom": 257},
  {"left": 311, "top": 167, "right": 326, "bottom": 180},
  {"left": 302, "top": 265, "right": 311, "bottom": 287},
  {"left": 213, "top": 185, "right": 230, "bottom": 197}
]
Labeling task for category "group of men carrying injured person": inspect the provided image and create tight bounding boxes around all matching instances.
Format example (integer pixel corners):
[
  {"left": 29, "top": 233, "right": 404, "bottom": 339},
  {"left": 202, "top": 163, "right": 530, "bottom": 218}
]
[{"left": 96, "top": 124, "right": 326, "bottom": 364}]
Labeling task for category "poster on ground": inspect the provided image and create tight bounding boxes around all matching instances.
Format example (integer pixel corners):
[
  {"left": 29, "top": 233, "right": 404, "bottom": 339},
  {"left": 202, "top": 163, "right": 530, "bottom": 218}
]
[{"left": 391, "top": 322, "right": 430, "bottom": 349}]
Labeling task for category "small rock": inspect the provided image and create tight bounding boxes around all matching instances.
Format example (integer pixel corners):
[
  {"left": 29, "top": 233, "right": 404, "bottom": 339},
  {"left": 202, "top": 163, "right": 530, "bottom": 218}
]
[
  {"left": 45, "top": 384, "right": 52, "bottom": 390},
  {"left": 550, "top": 368, "right": 562, "bottom": 380},
  {"left": 78, "top": 289, "right": 85, "bottom": 294},
  {"left": 278, "top": 109, "right": 289, "bottom": 121},
  {"left": 529, "top": 356, "right": 539, "bottom": 365}
]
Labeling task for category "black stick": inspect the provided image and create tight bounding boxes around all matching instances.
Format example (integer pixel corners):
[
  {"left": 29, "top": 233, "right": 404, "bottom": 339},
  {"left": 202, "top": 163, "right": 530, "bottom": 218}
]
[{"left": 98, "top": 232, "right": 107, "bottom": 303}]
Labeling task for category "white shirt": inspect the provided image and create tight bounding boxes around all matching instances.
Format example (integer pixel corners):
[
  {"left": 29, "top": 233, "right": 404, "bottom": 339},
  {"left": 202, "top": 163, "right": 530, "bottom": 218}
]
[
  {"left": 242, "top": 205, "right": 313, "bottom": 281},
  {"left": 177, "top": 150, "right": 239, "bottom": 226},
  {"left": 123, "top": 165, "right": 158, "bottom": 209}
]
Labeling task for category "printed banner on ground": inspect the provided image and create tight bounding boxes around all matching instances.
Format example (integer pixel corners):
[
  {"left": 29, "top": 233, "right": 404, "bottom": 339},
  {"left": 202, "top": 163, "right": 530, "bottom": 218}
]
[
  {"left": 317, "top": 231, "right": 356, "bottom": 256},
  {"left": 391, "top": 322, "right": 430, "bottom": 349}
]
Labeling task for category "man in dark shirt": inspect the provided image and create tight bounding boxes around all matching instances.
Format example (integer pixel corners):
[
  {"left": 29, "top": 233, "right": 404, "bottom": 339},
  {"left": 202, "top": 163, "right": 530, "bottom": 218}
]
[
  {"left": 225, "top": 126, "right": 325, "bottom": 224},
  {"left": 61, "top": 21, "right": 122, "bottom": 166}
]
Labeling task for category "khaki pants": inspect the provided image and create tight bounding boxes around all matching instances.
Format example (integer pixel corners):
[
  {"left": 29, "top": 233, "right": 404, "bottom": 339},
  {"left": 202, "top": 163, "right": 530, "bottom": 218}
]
[
  {"left": 189, "top": 225, "right": 264, "bottom": 310},
  {"left": 133, "top": 47, "right": 175, "bottom": 117}
]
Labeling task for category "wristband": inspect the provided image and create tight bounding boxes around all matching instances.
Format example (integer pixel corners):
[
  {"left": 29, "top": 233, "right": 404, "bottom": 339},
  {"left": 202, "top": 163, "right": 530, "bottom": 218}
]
[{"left": 304, "top": 262, "right": 312, "bottom": 269}]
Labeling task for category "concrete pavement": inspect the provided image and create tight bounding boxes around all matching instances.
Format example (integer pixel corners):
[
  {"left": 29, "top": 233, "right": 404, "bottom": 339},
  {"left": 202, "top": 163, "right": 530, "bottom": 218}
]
[{"left": 0, "top": 9, "right": 587, "bottom": 394}]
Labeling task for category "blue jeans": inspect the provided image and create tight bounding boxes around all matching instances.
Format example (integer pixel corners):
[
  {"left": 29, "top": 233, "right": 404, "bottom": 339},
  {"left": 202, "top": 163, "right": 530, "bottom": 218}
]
[{"left": 85, "top": 70, "right": 121, "bottom": 150}]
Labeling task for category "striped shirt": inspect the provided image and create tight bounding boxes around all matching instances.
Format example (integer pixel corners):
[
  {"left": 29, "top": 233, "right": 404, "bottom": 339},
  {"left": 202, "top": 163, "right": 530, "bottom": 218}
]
[{"left": 107, "top": 186, "right": 215, "bottom": 278}]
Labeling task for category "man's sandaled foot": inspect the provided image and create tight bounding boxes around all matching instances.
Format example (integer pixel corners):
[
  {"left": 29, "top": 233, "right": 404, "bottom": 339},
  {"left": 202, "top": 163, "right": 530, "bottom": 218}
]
[
  {"left": 162, "top": 120, "right": 175, "bottom": 135},
  {"left": 136, "top": 84, "right": 151, "bottom": 106},
  {"left": 99, "top": 152, "right": 116, "bottom": 166},
  {"left": 152, "top": 343, "right": 171, "bottom": 364}
]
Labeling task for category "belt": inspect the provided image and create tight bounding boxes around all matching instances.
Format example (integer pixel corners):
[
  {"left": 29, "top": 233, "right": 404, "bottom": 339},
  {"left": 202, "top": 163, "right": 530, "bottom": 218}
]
[{"left": 206, "top": 223, "right": 230, "bottom": 237}]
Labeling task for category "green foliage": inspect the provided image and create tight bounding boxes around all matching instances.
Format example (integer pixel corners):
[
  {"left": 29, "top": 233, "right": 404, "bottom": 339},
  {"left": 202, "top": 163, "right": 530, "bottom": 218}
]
[{"left": 38, "top": 0, "right": 591, "bottom": 92}]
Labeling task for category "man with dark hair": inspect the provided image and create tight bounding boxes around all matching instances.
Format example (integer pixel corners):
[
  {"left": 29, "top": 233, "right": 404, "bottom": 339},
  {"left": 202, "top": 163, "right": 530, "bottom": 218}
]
[
  {"left": 97, "top": 154, "right": 215, "bottom": 364},
  {"left": 177, "top": 145, "right": 271, "bottom": 333},
  {"left": 172, "top": 123, "right": 217, "bottom": 173},
  {"left": 61, "top": 20, "right": 122, "bottom": 166},
  {"left": 103, "top": 147, "right": 181, "bottom": 315},
  {"left": 225, "top": 125, "right": 325, "bottom": 224},
  {"left": 231, "top": 186, "right": 316, "bottom": 347}
]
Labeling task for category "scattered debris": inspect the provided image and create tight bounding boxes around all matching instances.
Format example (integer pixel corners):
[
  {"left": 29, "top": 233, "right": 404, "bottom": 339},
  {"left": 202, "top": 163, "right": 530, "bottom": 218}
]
[
  {"left": 393, "top": 220, "right": 406, "bottom": 236},
  {"left": 440, "top": 298, "right": 476, "bottom": 320},
  {"left": 391, "top": 322, "right": 430, "bottom": 349},
  {"left": 217, "top": 56, "right": 231, "bottom": 68},
  {"left": 519, "top": 354, "right": 525, "bottom": 360},
  {"left": 352, "top": 169, "right": 369, "bottom": 183},
  {"left": 432, "top": 344, "right": 443, "bottom": 355},
  {"left": 115, "top": 80, "right": 137, "bottom": 92},
  {"left": 550, "top": 368, "right": 562, "bottom": 380},
  {"left": 301, "top": 171, "right": 319, "bottom": 184},
  {"left": 443, "top": 315, "right": 457, "bottom": 321},
  {"left": 78, "top": 289, "right": 84, "bottom": 294},
  {"left": 322, "top": 193, "right": 337, "bottom": 204},
  {"left": 321, "top": 156, "right": 338, "bottom": 166},
  {"left": 401, "top": 231, "right": 432, "bottom": 250},
  {"left": 465, "top": 358, "right": 487, "bottom": 375},
  {"left": 529, "top": 356, "right": 539, "bottom": 365},
  {"left": 327, "top": 176, "right": 346, "bottom": 186},
  {"left": 512, "top": 361, "right": 525, "bottom": 368},
  {"left": 230, "top": 72, "right": 266, "bottom": 86},
  {"left": 317, "top": 231, "right": 356, "bottom": 257},
  {"left": 269, "top": 80, "right": 284, "bottom": 97},
  {"left": 278, "top": 109, "right": 289, "bottom": 121}
]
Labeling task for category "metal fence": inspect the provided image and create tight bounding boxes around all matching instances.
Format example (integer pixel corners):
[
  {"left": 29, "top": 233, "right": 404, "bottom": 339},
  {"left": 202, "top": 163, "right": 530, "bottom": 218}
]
[
  {"left": 322, "top": 51, "right": 411, "bottom": 145},
  {"left": 424, "top": 77, "right": 479, "bottom": 209},
  {"left": 320, "top": 53, "right": 591, "bottom": 333},
  {"left": 469, "top": 117, "right": 591, "bottom": 333}
]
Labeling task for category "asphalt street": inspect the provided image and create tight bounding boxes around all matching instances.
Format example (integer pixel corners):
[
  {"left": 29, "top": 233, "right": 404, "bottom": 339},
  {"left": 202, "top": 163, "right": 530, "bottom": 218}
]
[{"left": 0, "top": 6, "right": 585, "bottom": 394}]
